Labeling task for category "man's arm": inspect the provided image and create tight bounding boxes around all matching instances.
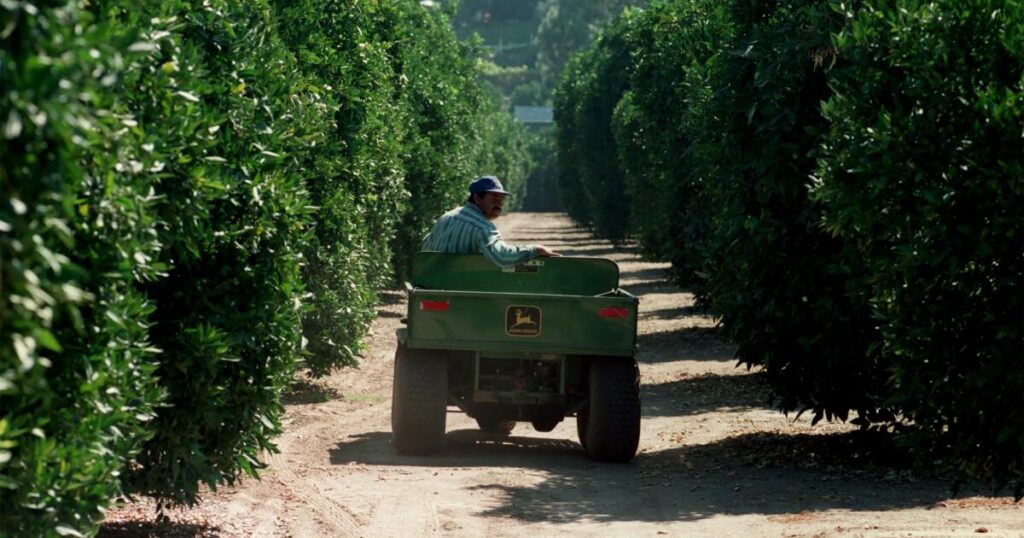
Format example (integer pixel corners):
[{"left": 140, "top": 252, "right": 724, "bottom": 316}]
[
  {"left": 479, "top": 231, "right": 561, "bottom": 268},
  {"left": 533, "top": 245, "right": 559, "bottom": 257},
  {"left": 481, "top": 235, "right": 536, "bottom": 268}
]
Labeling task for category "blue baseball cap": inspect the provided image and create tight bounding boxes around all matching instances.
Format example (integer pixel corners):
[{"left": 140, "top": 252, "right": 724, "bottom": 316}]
[{"left": 469, "top": 176, "right": 512, "bottom": 196}]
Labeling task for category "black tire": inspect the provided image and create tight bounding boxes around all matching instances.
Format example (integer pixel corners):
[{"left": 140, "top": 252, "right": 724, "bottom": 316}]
[
  {"left": 583, "top": 357, "right": 640, "bottom": 462},
  {"left": 391, "top": 344, "right": 447, "bottom": 455},
  {"left": 576, "top": 412, "right": 589, "bottom": 448}
]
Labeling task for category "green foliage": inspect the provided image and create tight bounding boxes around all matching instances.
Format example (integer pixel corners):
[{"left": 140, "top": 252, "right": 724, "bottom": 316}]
[
  {"left": 388, "top": 1, "right": 492, "bottom": 281},
  {"left": 510, "top": 80, "right": 547, "bottom": 106},
  {"left": 271, "top": 0, "right": 407, "bottom": 376},
  {"left": 106, "top": 1, "right": 312, "bottom": 506},
  {"left": 521, "top": 129, "right": 562, "bottom": 211},
  {"left": 553, "top": 12, "right": 636, "bottom": 242},
  {"left": 695, "top": 0, "right": 890, "bottom": 424},
  {"left": 815, "top": 0, "right": 1024, "bottom": 493},
  {"left": 552, "top": 54, "right": 591, "bottom": 225},
  {"left": 557, "top": 0, "right": 889, "bottom": 421},
  {"left": 553, "top": 0, "right": 1021, "bottom": 495},
  {"left": 477, "top": 61, "right": 542, "bottom": 105},
  {"left": 0, "top": 0, "right": 535, "bottom": 529},
  {"left": 1, "top": 2, "right": 163, "bottom": 534},
  {"left": 453, "top": 1, "right": 541, "bottom": 68},
  {"left": 611, "top": 0, "right": 731, "bottom": 288},
  {"left": 470, "top": 102, "right": 533, "bottom": 207},
  {"left": 536, "top": 0, "right": 626, "bottom": 94}
]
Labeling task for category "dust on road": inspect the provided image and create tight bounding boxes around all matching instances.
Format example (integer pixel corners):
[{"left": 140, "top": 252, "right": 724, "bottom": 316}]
[{"left": 102, "top": 212, "right": 1022, "bottom": 538}]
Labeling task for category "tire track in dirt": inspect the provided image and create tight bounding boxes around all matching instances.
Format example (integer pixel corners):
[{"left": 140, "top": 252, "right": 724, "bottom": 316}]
[{"left": 263, "top": 412, "right": 371, "bottom": 535}]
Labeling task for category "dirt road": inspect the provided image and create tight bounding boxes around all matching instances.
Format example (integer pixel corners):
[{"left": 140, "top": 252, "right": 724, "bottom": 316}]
[{"left": 103, "top": 212, "right": 1021, "bottom": 537}]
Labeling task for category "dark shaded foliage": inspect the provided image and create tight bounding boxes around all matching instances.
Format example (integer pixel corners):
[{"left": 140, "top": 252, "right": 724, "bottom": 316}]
[
  {"left": 521, "top": 129, "right": 562, "bottom": 212},
  {"left": 554, "top": 12, "right": 636, "bottom": 242},
  {"left": 611, "top": 0, "right": 731, "bottom": 291},
  {"left": 552, "top": 55, "right": 590, "bottom": 225},
  {"left": 815, "top": 0, "right": 1024, "bottom": 495},
  {"left": 554, "top": 0, "right": 1021, "bottom": 496},
  {"left": 694, "top": 0, "right": 890, "bottom": 425}
]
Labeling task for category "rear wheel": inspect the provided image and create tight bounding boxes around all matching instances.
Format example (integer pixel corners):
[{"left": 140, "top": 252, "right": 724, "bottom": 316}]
[
  {"left": 583, "top": 357, "right": 640, "bottom": 462},
  {"left": 391, "top": 344, "right": 447, "bottom": 454}
]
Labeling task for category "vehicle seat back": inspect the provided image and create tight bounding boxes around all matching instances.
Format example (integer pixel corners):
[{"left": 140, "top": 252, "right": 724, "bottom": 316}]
[{"left": 409, "top": 252, "right": 619, "bottom": 296}]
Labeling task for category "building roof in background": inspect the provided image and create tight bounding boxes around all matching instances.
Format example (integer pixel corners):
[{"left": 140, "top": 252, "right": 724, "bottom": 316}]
[{"left": 513, "top": 106, "right": 553, "bottom": 124}]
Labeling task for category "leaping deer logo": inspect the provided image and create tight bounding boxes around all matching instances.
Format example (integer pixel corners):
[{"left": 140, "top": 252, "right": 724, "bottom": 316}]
[
  {"left": 506, "top": 305, "right": 541, "bottom": 336},
  {"left": 511, "top": 308, "right": 536, "bottom": 329}
]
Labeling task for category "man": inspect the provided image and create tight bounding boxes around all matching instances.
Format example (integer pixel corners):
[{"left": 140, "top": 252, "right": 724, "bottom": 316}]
[{"left": 421, "top": 176, "right": 560, "bottom": 267}]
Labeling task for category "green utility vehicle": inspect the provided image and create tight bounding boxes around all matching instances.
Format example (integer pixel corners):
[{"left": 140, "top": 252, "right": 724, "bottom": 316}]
[{"left": 391, "top": 252, "right": 641, "bottom": 462}]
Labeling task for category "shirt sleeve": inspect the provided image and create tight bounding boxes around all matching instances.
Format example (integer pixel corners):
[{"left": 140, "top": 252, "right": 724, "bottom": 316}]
[{"left": 480, "top": 230, "right": 536, "bottom": 268}]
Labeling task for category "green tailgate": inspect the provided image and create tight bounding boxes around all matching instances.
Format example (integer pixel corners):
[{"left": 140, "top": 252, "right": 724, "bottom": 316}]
[{"left": 405, "top": 253, "right": 637, "bottom": 356}]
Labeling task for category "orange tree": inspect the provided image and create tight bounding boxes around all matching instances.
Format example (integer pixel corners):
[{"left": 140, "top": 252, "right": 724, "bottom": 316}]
[
  {"left": 815, "top": 0, "right": 1024, "bottom": 494},
  {"left": 106, "top": 0, "right": 313, "bottom": 507},
  {"left": 556, "top": 0, "right": 890, "bottom": 424},
  {"left": 554, "top": 12, "right": 636, "bottom": 243},
  {"left": 555, "top": 0, "right": 1022, "bottom": 494},
  {"left": 2, "top": 0, "right": 526, "bottom": 533},
  {"left": 1, "top": 2, "right": 165, "bottom": 533},
  {"left": 610, "top": 0, "right": 732, "bottom": 291},
  {"left": 271, "top": 0, "right": 407, "bottom": 376}
]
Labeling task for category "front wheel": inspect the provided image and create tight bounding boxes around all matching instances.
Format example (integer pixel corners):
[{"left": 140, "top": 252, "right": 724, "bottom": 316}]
[
  {"left": 391, "top": 344, "right": 447, "bottom": 455},
  {"left": 582, "top": 357, "right": 640, "bottom": 462}
]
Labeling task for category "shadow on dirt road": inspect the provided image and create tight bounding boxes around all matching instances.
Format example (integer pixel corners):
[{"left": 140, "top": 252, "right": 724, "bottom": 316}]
[
  {"left": 326, "top": 426, "right": 962, "bottom": 525},
  {"left": 642, "top": 371, "right": 771, "bottom": 417}
]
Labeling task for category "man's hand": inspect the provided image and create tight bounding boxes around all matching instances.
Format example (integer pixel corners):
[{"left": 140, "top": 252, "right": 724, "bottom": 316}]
[{"left": 534, "top": 245, "right": 561, "bottom": 257}]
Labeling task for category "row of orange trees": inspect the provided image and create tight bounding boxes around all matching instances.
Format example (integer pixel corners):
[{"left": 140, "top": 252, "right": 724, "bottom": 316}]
[
  {"left": 0, "top": 1, "right": 530, "bottom": 535},
  {"left": 556, "top": 0, "right": 1022, "bottom": 494}
]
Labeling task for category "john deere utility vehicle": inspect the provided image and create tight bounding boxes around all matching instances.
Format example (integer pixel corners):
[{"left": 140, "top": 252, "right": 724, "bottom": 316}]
[{"left": 391, "top": 253, "right": 641, "bottom": 462}]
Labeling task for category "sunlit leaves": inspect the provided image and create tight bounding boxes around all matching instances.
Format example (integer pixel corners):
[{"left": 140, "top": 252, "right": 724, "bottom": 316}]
[{"left": 1, "top": 1, "right": 165, "bottom": 533}]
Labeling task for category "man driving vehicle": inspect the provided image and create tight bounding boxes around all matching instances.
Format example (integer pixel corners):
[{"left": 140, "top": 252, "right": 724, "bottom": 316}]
[{"left": 421, "top": 176, "right": 560, "bottom": 267}]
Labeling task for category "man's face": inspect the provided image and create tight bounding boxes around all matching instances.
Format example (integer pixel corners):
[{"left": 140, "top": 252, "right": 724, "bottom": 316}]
[{"left": 475, "top": 192, "right": 506, "bottom": 220}]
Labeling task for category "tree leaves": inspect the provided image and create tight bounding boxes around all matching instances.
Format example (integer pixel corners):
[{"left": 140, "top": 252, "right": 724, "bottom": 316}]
[{"left": 2, "top": 1, "right": 523, "bottom": 532}]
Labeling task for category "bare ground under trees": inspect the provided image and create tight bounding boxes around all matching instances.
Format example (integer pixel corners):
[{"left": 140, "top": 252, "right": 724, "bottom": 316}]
[{"left": 102, "top": 212, "right": 1022, "bottom": 537}]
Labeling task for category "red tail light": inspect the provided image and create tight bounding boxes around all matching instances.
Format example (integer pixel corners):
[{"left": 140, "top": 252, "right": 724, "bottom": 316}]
[
  {"left": 420, "top": 300, "right": 450, "bottom": 312},
  {"left": 598, "top": 307, "right": 629, "bottom": 318}
]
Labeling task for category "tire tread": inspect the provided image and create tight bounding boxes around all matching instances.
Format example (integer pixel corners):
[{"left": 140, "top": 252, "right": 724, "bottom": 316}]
[
  {"left": 391, "top": 345, "right": 447, "bottom": 454},
  {"left": 584, "top": 357, "right": 641, "bottom": 462}
]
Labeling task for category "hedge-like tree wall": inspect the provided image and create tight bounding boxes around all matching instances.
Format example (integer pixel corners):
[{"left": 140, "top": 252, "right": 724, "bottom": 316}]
[
  {"left": 1, "top": 0, "right": 530, "bottom": 533},
  {"left": 1, "top": 5, "right": 165, "bottom": 533},
  {"left": 106, "top": 0, "right": 314, "bottom": 507},
  {"left": 815, "top": 0, "right": 1024, "bottom": 491},
  {"left": 554, "top": 13, "right": 635, "bottom": 242},
  {"left": 554, "top": 0, "right": 1022, "bottom": 494},
  {"left": 610, "top": 0, "right": 731, "bottom": 289},
  {"left": 693, "top": 0, "right": 890, "bottom": 426}
]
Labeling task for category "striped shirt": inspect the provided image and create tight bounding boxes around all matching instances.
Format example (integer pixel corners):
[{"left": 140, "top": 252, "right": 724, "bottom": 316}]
[{"left": 421, "top": 203, "right": 536, "bottom": 268}]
